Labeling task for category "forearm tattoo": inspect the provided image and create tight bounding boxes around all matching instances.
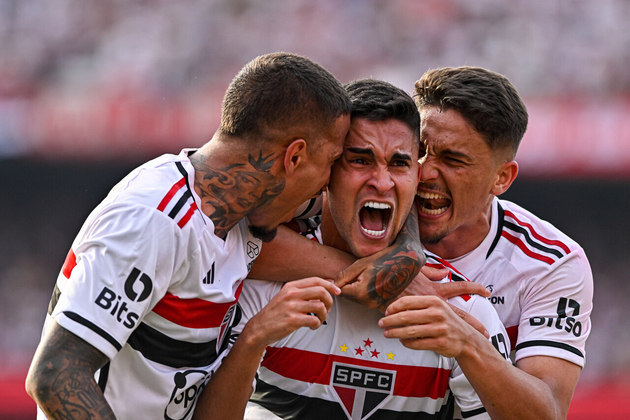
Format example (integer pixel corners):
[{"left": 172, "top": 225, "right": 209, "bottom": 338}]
[
  {"left": 368, "top": 209, "right": 424, "bottom": 312},
  {"left": 30, "top": 327, "right": 114, "bottom": 419},
  {"left": 191, "top": 151, "right": 285, "bottom": 239}
]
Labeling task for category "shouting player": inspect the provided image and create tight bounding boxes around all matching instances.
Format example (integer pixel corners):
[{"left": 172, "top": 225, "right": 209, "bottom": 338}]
[{"left": 194, "top": 78, "right": 510, "bottom": 420}]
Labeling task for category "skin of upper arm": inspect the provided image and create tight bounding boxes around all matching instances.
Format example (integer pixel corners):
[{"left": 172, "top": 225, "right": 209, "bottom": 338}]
[
  {"left": 26, "top": 320, "right": 113, "bottom": 418},
  {"left": 516, "top": 355, "right": 582, "bottom": 418},
  {"left": 249, "top": 225, "right": 354, "bottom": 281}
]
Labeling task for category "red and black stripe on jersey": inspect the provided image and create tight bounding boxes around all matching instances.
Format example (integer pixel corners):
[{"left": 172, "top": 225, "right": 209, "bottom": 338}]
[
  {"left": 156, "top": 162, "right": 201, "bottom": 229},
  {"left": 424, "top": 253, "right": 471, "bottom": 302},
  {"left": 486, "top": 203, "right": 570, "bottom": 264}
]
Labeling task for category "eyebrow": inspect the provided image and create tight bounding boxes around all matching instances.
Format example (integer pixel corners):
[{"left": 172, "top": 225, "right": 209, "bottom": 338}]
[
  {"left": 346, "top": 147, "right": 374, "bottom": 157},
  {"left": 346, "top": 147, "right": 412, "bottom": 162},
  {"left": 440, "top": 148, "right": 470, "bottom": 160},
  {"left": 391, "top": 152, "right": 412, "bottom": 162}
]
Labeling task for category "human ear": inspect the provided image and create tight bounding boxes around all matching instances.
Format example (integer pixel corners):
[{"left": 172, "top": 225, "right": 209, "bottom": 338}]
[
  {"left": 493, "top": 160, "right": 519, "bottom": 196},
  {"left": 283, "top": 139, "right": 307, "bottom": 175}
]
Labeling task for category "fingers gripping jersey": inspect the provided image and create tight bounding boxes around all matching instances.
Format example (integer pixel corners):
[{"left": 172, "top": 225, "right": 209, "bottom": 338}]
[
  {"left": 236, "top": 225, "right": 510, "bottom": 420},
  {"left": 425, "top": 197, "right": 593, "bottom": 368},
  {"left": 41, "top": 149, "right": 262, "bottom": 420}
]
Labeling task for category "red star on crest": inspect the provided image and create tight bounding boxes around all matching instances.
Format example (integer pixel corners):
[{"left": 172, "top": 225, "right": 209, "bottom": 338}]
[
  {"left": 363, "top": 338, "right": 373, "bottom": 347},
  {"left": 355, "top": 347, "right": 364, "bottom": 356},
  {"left": 370, "top": 349, "right": 380, "bottom": 358}
]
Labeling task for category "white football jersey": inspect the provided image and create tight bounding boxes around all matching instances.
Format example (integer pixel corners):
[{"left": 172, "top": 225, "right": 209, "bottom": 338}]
[
  {"left": 238, "top": 225, "right": 509, "bottom": 420},
  {"left": 425, "top": 197, "right": 593, "bottom": 368},
  {"left": 39, "top": 149, "right": 262, "bottom": 420}
]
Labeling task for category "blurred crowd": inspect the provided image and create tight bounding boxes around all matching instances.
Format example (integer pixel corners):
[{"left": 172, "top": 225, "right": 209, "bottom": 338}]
[
  {"left": 1, "top": 0, "right": 630, "bottom": 392},
  {"left": 2, "top": 0, "right": 630, "bottom": 102}
]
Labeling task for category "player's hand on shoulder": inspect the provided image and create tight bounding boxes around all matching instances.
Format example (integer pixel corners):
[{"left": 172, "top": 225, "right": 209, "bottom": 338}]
[
  {"left": 400, "top": 265, "right": 490, "bottom": 300},
  {"left": 378, "top": 295, "right": 486, "bottom": 358},
  {"left": 244, "top": 278, "right": 340, "bottom": 348}
]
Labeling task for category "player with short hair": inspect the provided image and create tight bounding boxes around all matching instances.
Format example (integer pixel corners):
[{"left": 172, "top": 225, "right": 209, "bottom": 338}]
[
  {"left": 252, "top": 67, "right": 593, "bottom": 419},
  {"left": 204, "top": 78, "right": 510, "bottom": 419},
  {"left": 25, "top": 52, "right": 352, "bottom": 420},
  {"left": 378, "top": 66, "right": 593, "bottom": 419}
]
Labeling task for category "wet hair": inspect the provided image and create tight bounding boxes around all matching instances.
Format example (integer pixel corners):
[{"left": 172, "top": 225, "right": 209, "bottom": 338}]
[
  {"left": 344, "top": 78, "right": 421, "bottom": 153},
  {"left": 414, "top": 66, "right": 528, "bottom": 158},
  {"left": 220, "top": 52, "right": 352, "bottom": 143}
]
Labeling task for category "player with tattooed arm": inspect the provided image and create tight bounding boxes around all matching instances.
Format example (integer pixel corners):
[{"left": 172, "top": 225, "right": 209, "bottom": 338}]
[
  {"left": 26, "top": 52, "right": 352, "bottom": 420},
  {"left": 259, "top": 67, "right": 594, "bottom": 419},
  {"left": 194, "top": 79, "right": 510, "bottom": 420}
]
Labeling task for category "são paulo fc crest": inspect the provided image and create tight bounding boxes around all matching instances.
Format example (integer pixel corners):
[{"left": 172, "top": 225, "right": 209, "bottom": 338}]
[
  {"left": 331, "top": 362, "right": 395, "bottom": 420},
  {"left": 217, "top": 304, "right": 236, "bottom": 353}
]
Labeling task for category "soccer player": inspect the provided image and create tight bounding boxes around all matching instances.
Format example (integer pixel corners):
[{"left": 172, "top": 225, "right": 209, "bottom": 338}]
[
  {"left": 195, "top": 78, "right": 510, "bottom": 419},
  {"left": 379, "top": 67, "right": 593, "bottom": 419},
  {"left": 254, "top": 67, "right": 593, "bottom": 419},
  {"left": 25, "top": 52, "right": 353, "bottom": 420}
]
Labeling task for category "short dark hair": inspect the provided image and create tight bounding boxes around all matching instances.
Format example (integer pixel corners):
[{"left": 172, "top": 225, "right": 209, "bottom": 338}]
[
  {"left": 220, "top": 52, "right": 351, "bottom": 142},
  {"left": 414, "top": 66, "right": 528, "bottom": 158},
  {"left": 344, "top": 78, "right": 421, "bottom": 152}
]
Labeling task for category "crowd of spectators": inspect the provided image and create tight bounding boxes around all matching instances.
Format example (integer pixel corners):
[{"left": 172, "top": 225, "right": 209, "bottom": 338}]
[{"left": 2, "top": 0, "right": 630, "bottom": 101}]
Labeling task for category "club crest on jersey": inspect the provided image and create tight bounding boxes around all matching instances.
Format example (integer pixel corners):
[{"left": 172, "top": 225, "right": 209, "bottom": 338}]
[
  {"left": 217, "top": 304, "right": 236, "bottom": 353},
  {"left": 330, "top": 362, "right": 395, "bottom": 420}
]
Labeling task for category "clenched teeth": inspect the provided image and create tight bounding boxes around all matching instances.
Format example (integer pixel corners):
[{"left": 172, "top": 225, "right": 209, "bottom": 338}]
[
  {"left": 419, "top": 205, "right": 448, "bottom": 215},
  {"left": 418, "top": 192, "right": 444, "bottom": 200}
]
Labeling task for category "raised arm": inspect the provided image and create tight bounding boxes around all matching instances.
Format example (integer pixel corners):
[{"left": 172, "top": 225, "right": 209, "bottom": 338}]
[{"left": 25, "top": 321, "right": 115, "bottom": 419}]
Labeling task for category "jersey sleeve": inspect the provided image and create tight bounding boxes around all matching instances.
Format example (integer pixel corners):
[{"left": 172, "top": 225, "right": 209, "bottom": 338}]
[
  {"left": 516, "top": 249, "right": 593, "bottom": 367},
  {"left": 448, "top": 295, "right": 510, "bottom": 419},
  {"left": 51, "top": 202, "right": 186, "bottom": 359}
]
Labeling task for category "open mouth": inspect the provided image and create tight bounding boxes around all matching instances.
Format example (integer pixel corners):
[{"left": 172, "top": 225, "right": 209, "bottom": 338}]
[
  {"left": 359, "top": 201, "right": 392, "bottom": 237},
  {"left": 417, "top": 192, "right": 451, "bottom": 215}
]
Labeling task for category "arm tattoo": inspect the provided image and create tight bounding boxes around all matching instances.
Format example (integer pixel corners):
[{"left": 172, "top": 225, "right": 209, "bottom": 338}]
[
  {"left": 191, "top": 151, "right": 285, "bottom": 238},
  {"left": 368, "top": 208, "right": 424, "bottom": 312},
  {"left": 30, "top": 325, "right": 114, "bottom": 419}
]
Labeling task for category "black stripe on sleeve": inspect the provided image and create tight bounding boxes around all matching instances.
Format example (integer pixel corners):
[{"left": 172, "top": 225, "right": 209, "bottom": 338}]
[
  {"left": 62, "top": 311, "right": 123, "bottom": 351},
  {"left": 515, "top": 340, "right": 584, "bottom": 358},
  {"left": 461, "top": 406, "right": 487, "bottom": 418}
]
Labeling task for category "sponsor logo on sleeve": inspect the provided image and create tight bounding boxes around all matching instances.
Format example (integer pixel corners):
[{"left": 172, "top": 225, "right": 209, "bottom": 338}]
[
  {"left": 529, "top": 297, "right": 582, "bottom": 337},
  {"left": 94, "top": 267, "right": 153, "bottom": 329}
]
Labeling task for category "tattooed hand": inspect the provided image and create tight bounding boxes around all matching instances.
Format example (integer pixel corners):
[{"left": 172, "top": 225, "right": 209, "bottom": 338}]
[
  {"left": 336, "top": 209, "right": 424, "bottom": 313},
  {"left": 191, "top": 151, "right": 285, "bottom": 239}
]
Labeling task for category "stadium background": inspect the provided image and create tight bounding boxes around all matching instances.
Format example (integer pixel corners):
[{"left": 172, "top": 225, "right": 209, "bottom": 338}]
[{"left": 1, "top": 0, "right": 629, "bottom": 418}]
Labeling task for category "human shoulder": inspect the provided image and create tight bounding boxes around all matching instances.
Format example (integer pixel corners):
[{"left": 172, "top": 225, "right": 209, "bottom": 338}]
[{"left": 495, "top": 198, "right": 588, "bottom": 270}]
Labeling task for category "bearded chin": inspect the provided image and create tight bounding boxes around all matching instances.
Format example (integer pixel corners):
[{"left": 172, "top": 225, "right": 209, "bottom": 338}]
[
  {"left": 419, "top": 229, "right": 448, "bottom": 245},
  {"left": 248, "top": 225, "right": 278, "bottom": 243}
]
